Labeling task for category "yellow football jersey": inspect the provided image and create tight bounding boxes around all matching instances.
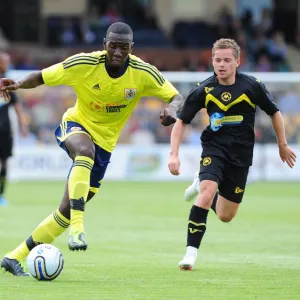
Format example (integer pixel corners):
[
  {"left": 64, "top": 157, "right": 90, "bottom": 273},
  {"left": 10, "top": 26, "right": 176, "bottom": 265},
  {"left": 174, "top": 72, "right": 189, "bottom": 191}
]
[{"left": 42, "top": 50, "right": 178, "bottom": 152}]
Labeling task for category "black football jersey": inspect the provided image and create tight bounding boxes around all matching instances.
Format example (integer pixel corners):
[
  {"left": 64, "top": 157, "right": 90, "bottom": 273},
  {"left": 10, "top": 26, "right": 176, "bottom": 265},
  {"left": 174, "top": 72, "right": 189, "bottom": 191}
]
[{"left": 179, "top": 72, "right": 279, "bottom": 166}]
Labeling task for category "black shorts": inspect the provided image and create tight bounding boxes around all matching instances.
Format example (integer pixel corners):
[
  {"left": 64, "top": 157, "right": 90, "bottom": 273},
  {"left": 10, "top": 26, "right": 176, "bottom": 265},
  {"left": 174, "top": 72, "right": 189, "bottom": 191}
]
[
  {"left": 0, "top": 131, "right": 13, "bottom": 159},
  {"left": 199, "top": 155, "right": 249, "bottom": 203}
]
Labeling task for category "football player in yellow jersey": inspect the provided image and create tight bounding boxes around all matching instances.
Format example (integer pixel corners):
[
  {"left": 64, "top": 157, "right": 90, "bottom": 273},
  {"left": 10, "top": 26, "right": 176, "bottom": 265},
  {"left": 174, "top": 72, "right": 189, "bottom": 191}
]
[{"left": 0, "top": 22, "right": 183, "bottom": 276}]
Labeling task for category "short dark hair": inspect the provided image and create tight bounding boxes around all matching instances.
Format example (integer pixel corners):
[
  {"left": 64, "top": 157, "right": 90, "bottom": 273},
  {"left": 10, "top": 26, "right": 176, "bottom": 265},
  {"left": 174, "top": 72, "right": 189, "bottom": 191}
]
[{"left": 106, "top": 22, "right": 133, "bottom": 40}]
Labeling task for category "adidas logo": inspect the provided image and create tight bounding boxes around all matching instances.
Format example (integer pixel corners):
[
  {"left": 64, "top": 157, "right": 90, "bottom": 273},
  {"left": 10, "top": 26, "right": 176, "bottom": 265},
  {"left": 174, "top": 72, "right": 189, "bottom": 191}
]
[{"left": 92, "top": 83, "right": 100, "bottom": 90}]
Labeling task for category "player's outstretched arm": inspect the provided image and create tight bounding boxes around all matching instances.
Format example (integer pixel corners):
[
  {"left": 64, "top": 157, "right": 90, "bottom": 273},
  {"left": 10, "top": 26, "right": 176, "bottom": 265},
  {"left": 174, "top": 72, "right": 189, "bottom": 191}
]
[
  {"left": 3, "top": 71, "right": 44, "bottom": 90},
  {"left": 160, "top": 94, "right": 183, "bottom": 126},
  {"left": 168, "top": 118, "right": 187, "bottom": 176},
  {"left": 0, "top": 71, "right": 44, "bottom": 100},
  {"left": 271, "top": 111, "right": 297, "bottom": 168}
]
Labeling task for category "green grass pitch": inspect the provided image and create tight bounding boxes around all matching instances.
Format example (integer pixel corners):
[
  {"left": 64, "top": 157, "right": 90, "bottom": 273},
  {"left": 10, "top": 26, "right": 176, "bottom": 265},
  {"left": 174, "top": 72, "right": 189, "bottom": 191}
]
[{"left": 0, "top": 181, "right": 299, "bottom": 300}]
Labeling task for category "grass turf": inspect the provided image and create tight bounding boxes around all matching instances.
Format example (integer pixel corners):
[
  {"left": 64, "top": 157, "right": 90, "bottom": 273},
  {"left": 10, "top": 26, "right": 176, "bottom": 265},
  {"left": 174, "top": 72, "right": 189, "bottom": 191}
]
[{"left": 0, "top": 181, "right": 299, "bottom": 300}]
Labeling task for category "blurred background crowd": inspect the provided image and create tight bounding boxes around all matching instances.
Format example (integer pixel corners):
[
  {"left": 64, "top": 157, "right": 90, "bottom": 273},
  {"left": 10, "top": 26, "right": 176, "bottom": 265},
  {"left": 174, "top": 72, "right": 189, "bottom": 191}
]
[
  {"left": 1, "top": 0, "right": 300, "bottom": 146},
  {"left": 1, "top": 0, "right": 293, "bottom": 72}
]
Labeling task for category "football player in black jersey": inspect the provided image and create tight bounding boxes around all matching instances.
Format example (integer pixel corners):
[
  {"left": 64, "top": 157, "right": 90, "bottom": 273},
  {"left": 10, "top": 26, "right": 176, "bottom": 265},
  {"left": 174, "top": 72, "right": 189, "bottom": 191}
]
[
  {"left": 0, "top": 53, "right": 27, "bottom": 206},
  {"left": 168, "top": 38, "right": 296, "bottom": 270}
]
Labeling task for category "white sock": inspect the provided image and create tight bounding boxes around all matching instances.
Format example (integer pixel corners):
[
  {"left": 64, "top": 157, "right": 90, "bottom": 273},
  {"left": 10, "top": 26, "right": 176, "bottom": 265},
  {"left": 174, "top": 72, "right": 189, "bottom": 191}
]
[{"left": 186, "top": 246, "right": 198, "bottom": 257}]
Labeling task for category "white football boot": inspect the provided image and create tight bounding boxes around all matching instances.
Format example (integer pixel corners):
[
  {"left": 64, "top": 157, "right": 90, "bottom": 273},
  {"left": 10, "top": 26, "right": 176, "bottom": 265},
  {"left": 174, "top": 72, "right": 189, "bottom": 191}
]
[
  {"left": 178, "top": 246, "right": 198, "bottom": 270},
  {"left": 184, "top": 171, "right": 200, "bottom": 202}
]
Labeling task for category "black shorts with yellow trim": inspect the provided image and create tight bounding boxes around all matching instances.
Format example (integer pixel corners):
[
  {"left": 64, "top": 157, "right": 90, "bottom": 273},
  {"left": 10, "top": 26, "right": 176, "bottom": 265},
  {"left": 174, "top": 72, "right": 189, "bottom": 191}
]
[
  {"left": 55, "top": 121, "right": 111, "bottom": 194},
  {"left": 199, "top": 155, "right": 249, "bottom": 203}
]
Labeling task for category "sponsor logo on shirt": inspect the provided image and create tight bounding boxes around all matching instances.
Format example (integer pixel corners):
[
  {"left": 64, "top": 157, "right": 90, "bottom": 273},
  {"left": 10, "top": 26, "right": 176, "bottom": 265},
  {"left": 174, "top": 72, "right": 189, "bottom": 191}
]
[
  {"left": 210, "top": 112, "right": 243, "bottom": 131},
  {"left": 89, "top": 101, "right": 128, "bottom": 113}
]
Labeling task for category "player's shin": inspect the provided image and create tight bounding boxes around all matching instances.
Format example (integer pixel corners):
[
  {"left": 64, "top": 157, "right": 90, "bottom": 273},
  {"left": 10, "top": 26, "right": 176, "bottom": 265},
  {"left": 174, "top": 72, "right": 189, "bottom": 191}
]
[
  {"left": 179, "top": 205, "right": 209, "bottom": 270},
  {"left": 187, "top": 205, "right": 208, "bottom": 249},
  {"left": 6, "top": 209, "right": 69, "bottom": 261},
  {"left": 68, "top": 156, "right": 94, "bottom": 235}
]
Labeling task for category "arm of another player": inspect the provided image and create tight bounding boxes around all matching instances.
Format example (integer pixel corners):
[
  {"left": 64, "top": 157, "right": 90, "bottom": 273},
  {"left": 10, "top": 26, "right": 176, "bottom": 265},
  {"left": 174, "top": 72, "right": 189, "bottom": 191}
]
[
  {"left": 14, "top": 101, "right": 28, "bottom": 137},
  {"left": 271, "top": 111, "right": 296, "bottom": 168},
  {"left": 160, "top": 93, "right": 183, "bottom": 126},
  {"left": 254, "top": 80, "right": 296, "bottom": 168},
  {"left": 0, "top": 71, "right": 44, "bottom": 100},
  {"left": 141, "top": 66, "right": 183, "bottom": 126}
]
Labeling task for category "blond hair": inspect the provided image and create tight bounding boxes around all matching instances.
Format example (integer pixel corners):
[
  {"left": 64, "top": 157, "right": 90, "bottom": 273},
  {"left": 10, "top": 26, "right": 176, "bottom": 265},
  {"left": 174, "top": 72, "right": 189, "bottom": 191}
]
[{"left": 212, "top": 38, "right": 240, "bottom": 59}]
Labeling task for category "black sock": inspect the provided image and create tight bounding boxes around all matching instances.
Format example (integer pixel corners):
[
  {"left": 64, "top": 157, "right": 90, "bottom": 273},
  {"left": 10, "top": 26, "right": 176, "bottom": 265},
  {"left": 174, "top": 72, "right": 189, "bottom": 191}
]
[
  {"left": 210, "top": 193, "right": 219, "bottom": 214},
  {"left": 0, "top": 167, "right": 7, "bottom": 196},
  {"left": 187, "top": 205, "right": 209, "bottom": 249}
]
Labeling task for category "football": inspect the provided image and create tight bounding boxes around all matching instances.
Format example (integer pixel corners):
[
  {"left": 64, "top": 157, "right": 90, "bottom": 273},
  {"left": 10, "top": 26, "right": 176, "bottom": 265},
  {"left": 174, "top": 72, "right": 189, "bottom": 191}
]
[{"left": 26, "top": 244, "right": 64, "bottom": 281}]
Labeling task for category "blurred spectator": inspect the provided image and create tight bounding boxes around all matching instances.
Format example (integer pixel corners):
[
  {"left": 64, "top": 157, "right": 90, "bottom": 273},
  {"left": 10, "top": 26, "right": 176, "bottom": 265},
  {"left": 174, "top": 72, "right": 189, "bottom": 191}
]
[
  {"left": 238, "top": 58, "right": 253, "bottom": 72},
  {"left": 255, "top": 55, "right": 272, "bottom": 72},
  {"left": 12, "top": 81, "right": 300, "bottom": 146},
  {"left": 181, "top": 55, "right": 208, "bottom": 72},
  {"left": 0, "top": 27, "right": 9, "bottom": 50},
  {"left": 1, "top": 3, "right": 299, "bottom": 146},
  {"left": 258, "top": 8, "right": 273, "bottom": 36},
  {"left": 215, "top": 5, "right": 235, "bottom": 39},
  {"left": 267, "top": 32, "right": 288, "bottom": 64},
  {"left": 61, "top": 20, "right": 79, "bottom": 45},
  {"left": 14, "top": 57, "right": 39, "bottom": 71},
  {"left": 240, "top": 9, "right": 255, "bottom": 38},
  {"left": 250, "top": 33, "right": 270, "bottom": 63},
  {"left": 99, "top": 3, "right": 123, "bottom": 27},
  {"left": 143, "top": 2, "right": 159, "bottom": 29},
  {"left": 1, "top": 3, "right": 292, "bottom": 73}
]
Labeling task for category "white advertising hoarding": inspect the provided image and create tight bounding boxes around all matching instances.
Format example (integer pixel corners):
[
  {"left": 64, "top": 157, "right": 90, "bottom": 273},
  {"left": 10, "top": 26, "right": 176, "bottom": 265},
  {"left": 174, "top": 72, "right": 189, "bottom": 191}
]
[{"left": 7, "top": 145, "right": 300, "bottom": 182}]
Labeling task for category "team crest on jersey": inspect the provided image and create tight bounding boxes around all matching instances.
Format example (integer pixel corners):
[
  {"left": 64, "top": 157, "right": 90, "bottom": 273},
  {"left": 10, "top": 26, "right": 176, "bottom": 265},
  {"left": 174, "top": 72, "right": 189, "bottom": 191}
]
[
  {"left": 221, "top": 92, "right": 232, "bottom": 101},
  {"left": 202, "top": 157, "right": 212, "bottom": 166},
  {"left": 124, "top": 88, "right": 137, "bottom": 100}
]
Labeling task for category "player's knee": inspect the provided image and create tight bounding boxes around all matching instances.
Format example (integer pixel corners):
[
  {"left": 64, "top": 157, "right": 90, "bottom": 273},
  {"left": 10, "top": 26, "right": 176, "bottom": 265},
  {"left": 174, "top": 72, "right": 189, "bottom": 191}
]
[
  {"left": 217, "top": 212, "right": 235, "bottom": 223},
  {"left": 197, "top": 183, "right": 217, "bottom": 206},
  {"left": 75, "top": 145, "right": 95, "bottom": 160}
]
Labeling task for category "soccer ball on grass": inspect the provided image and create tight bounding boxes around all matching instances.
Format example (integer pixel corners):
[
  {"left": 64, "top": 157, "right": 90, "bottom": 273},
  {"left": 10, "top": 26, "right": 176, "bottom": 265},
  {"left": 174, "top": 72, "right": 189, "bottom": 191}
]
[{"left": 26, "top": 244, "right": 64, "bottom": 281}]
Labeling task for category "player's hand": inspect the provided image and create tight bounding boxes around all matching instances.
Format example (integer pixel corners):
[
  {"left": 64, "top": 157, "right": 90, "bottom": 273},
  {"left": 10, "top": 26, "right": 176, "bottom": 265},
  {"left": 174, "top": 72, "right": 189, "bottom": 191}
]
[
  {"left": 0, "top": 78, "right": 20, "bottom": 101},
  {"left": 160, "top": 106, "right": 177, "bottom": 126},
  {"left": 168, "top": 155, "right": 180, "bottom": 176},
  {"left": 20, "top": 124, "right": 29, "bottom": 137},
  {"left": 279, "top": 144, "right": 296, "bottom": 168}
]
